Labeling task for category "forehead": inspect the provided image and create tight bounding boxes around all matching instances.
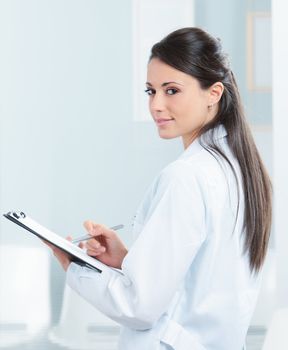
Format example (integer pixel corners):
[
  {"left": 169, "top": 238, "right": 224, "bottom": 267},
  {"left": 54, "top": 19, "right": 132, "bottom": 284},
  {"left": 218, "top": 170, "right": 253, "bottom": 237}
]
[{"left": 147, "top": 58, "right": 196, "bottom": 85}]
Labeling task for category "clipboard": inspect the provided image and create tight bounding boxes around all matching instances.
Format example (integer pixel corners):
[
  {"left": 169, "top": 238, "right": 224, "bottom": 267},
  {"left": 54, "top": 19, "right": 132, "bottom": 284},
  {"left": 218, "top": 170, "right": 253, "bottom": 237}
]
[{"left": 3, "top": 211, "right": 123, "bottom": 275}]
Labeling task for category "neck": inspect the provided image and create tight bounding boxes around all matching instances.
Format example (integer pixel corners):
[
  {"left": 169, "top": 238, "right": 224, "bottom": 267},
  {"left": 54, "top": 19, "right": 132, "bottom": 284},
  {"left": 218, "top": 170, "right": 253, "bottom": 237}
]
[{"left": 182, "top": 131, "right": 199, "bottom": 149}]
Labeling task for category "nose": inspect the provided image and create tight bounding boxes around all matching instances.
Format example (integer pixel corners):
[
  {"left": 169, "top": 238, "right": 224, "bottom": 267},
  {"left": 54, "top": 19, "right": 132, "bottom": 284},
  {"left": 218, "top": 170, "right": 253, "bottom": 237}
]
[{"left": 149, "top": 91, "right": 166, "bottom": 113}]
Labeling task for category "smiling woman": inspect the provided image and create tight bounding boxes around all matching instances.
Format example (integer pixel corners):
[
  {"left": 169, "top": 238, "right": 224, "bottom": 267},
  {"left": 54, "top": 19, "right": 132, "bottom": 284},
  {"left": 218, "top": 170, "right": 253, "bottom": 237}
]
[
  {"left": 48, "top": 27, "right": 272, "bottom": 350},
  {"left": 145, "top": 58, "right": 224, "bottom": 148}
]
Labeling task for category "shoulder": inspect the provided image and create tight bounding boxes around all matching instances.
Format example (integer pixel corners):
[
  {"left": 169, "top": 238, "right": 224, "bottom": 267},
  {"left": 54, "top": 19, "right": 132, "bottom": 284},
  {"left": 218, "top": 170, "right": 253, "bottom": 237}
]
[
  {"left": 155, "top": 157, "right": 208, "bottom": 199},
  {"left": 159, "top": 146, "right": 219, "bottom": 185},
  {"left": 157, "top": 142, "right": 234, "bottom": 196}
]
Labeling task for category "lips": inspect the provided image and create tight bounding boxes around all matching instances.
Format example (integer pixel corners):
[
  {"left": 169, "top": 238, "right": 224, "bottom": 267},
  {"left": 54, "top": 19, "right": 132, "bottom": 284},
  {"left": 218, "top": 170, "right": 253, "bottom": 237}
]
[{"left": 155, "top": 118, "right": 174, "bottom": 126}]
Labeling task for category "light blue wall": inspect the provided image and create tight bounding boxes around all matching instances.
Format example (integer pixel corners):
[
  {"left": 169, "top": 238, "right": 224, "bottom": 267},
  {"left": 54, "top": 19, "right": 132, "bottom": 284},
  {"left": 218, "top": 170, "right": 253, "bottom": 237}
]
[{"left": 195, "top": 0, "right": 272, "bottom": 125}]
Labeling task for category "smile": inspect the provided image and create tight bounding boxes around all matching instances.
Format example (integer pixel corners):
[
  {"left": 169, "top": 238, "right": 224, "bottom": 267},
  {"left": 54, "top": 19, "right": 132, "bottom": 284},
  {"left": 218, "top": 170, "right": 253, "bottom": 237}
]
[{"left": 155, "top": 118, "right": 174, "bottom": 126}]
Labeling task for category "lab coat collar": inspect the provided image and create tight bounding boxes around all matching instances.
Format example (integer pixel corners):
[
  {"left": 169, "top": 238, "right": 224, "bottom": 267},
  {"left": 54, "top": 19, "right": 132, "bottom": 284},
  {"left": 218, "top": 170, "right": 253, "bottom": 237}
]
[{"left": 178, "top": 124, "right": 228, "bottom": 160}]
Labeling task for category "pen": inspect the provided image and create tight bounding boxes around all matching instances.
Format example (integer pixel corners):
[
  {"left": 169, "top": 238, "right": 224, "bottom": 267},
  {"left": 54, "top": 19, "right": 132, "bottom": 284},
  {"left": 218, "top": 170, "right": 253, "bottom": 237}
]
[{"left": 71, "top": 224, "right": 124, "bottom": 244}]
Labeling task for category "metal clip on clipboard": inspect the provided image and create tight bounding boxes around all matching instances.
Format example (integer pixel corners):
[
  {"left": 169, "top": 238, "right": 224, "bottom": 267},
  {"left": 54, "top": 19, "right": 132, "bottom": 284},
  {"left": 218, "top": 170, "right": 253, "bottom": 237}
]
[{"left": 3, "top": 211, "right": 124, "bottom": 275}]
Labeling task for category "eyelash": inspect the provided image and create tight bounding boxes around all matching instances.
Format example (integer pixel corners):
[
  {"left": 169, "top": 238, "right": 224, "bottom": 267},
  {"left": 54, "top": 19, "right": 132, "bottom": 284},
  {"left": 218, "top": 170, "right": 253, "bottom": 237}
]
[{"left": 144, "top": 88, "right": 179, "bottom": 96}]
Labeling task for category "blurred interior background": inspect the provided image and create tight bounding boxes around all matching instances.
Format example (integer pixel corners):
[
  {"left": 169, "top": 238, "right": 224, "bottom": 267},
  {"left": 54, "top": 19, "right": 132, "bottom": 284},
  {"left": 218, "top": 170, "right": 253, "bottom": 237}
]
[{"left": 0, "top": 1, "right": 287, "bottom": 349}]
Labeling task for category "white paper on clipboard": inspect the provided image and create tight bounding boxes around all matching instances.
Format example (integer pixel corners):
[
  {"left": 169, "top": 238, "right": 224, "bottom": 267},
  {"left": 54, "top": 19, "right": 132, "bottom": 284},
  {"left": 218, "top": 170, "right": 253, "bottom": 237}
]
[{"left": 3, "top": 211, "right": 123, "bottom": 275}]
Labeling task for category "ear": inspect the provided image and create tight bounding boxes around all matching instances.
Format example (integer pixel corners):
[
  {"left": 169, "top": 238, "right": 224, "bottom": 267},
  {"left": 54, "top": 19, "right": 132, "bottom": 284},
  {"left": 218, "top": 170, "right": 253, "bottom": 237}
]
[{"left": 208, "top": 82, "right": 224, "bottom": 106}]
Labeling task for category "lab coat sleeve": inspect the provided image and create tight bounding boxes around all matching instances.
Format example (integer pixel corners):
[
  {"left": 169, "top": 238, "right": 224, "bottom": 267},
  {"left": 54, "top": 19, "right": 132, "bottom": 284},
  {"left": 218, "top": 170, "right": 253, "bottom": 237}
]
[{"left": 66, "top": 162, "right": 207, "bottom": 330}]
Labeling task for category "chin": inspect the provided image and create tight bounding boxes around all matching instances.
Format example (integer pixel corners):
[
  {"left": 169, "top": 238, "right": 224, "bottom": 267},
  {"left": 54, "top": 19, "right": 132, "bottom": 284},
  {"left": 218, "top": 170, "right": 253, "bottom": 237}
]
[{"left": 158, "top": 131, "right": 178, "bottom": 140}]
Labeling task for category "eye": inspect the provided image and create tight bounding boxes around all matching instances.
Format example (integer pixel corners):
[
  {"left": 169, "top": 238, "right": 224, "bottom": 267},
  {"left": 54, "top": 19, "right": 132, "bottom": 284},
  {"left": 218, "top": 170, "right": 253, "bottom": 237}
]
[
  {"left": 166, "top": 88, "right": 178, "bottom": 95},
  {"left": 144, "top": 88, "right": 155, "bottom": 96}
]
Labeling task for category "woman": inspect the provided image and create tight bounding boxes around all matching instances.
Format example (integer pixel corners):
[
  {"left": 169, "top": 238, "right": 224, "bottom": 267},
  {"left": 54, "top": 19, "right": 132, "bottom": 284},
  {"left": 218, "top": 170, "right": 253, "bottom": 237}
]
[{"left": 48, "top": 27, "right": 272, "bottom": 349}]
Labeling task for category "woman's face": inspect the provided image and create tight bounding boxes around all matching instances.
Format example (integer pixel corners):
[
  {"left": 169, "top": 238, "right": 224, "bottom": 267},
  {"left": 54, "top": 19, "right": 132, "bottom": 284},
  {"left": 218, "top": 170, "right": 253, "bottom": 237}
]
[{"left": 146, "top": 58, "right": 217, "bottom": 148}]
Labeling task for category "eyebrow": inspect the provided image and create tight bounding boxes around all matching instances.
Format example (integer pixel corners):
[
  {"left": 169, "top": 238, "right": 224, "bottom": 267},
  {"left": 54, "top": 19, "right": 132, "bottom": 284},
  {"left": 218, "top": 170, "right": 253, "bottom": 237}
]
[{"left": 146, "top": 81, "right": 184, "bottom": 87}]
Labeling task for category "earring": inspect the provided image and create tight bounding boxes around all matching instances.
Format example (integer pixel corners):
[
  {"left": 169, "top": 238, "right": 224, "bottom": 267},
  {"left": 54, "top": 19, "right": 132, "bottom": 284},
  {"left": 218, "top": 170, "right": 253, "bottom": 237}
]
[{"left": 208, "top": 104, "right": 214, "bottom": 109}]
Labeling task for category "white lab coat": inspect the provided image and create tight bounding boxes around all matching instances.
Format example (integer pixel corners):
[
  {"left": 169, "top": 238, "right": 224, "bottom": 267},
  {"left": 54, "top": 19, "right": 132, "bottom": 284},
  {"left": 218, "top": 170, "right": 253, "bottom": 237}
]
[{"left": 66, "top": 124, "right": 261, "bottom": 350}]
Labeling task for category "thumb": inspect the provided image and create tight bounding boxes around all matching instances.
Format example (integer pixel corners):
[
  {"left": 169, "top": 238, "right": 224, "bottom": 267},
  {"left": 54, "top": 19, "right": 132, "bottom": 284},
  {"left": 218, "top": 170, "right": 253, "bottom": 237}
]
[
  {"left": 83, "top": 221, "right": 114, "bottom": 239},
  {"left": 78, "top": 241, "right": 85, "bottom": 249}
]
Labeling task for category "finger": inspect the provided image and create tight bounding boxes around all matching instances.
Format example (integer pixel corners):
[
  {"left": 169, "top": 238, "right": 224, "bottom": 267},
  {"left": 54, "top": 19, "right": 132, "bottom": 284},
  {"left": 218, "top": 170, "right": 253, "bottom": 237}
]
[
  {"left": 41, "top": 238, "right": 71, "bottom": 271},
  {"left": 42, "top": 239, "right": 57, "bottom": 252},
  {"left": 86, "top": 244, "right": 105, "bottom": 255},
  {"left": 78, "top": 242, "right": 85, "bottom": 249},
  {"left": 90, "top": 223, "right": 114, "bottom": 239},
  {"left": 83, "top": 221, "right": 109, "bottom": 236},
  {"left": 86, "top": 238, "right": 101, "bottom": 249},
  {"left": 83, "top": 220, "right": 95, "bottom": 234},
  {"left": 87, "top": 246, "right": 106, "bottom": 256},
  {"left": 41, "top": 239, "right": 51, "bottom": 247}
]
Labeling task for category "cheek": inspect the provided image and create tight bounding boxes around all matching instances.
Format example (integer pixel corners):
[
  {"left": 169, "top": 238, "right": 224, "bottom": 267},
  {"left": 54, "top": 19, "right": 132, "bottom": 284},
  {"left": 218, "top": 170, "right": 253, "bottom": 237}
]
[
  {"left": 148, "top": 99, "right": 155, "bottom": 114},
  {"left": 178, "top": 95, "right": 207, "bottom": 120},
  {"left": 172, "top": 96, "right": 198, "bottom": 119}
]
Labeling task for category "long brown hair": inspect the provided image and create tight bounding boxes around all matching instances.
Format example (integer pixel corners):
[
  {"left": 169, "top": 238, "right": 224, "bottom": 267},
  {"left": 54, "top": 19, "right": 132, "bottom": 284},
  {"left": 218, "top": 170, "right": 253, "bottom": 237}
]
[{"left": 149, "top": 27, "right": 272, "bottom": 273}]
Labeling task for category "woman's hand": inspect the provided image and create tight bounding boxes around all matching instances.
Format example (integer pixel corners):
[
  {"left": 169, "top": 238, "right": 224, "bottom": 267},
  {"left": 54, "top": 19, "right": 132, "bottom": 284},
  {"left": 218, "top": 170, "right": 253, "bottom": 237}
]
[
  {"left": 83, "top": 220, "right": 128, "bottom": 269},
  {"left": 43, "top": 237, "right": 75, "bottom": 272}
]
